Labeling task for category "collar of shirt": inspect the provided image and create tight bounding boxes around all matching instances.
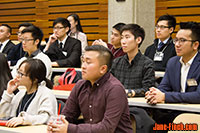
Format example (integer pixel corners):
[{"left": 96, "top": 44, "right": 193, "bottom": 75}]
[
  {"left": 85, "top": 72, "right": 110, "bottom": 91},
  {"left": 124, "top": 51, "right": 142, "bottom": 66},
  {"left": 158, "top": 37, "right": 170, "bottom": 45},
  {"left": 25, "top": 49, "right": 41, "bottom": 58},
  {"left": 58, "top": 35, "right": 68, "bottom": 46},
  {"left": 0, "top": 39, "right": 10, "bottom": 52},
  {"left": 179, "top": 52, "right": 198, "bottom": 66}
]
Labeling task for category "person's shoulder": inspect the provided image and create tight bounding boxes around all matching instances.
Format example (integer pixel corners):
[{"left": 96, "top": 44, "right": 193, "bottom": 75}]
[
  {"left": 8, "top": 40, "right": 15, "bottom": 46},
  {"left": 141, "top": 53, "right": 154, "bottom": 63},
  {"left": 168, "top": 56, "right": 179, "bottom": 63}
]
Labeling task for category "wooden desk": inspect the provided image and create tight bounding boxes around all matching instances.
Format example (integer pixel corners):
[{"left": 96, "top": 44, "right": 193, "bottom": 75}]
[
  {"left": 128, "top": 98, "right": 200, "bottom": 113},
  {"left": 52, "top": 90, "right": 71, "bottom": 99},
  {"left": 52, "top": 68, "right": 165, "bottom": 78},
  {"left": 52, "top": 90, "right": 200, "bottom": 113},
  {"left": 52, "top": 67, "right": 81, "bottom": 73},
  {"left": 155, "top": 71, "right": 165, "bottom": 77},
  {"left": 0, "top": 125, "right": 47, "bottom": 133}
]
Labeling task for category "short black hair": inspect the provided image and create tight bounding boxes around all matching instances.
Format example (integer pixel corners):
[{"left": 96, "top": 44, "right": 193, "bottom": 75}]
[
  {"left": 18, "top": 22, "right": 33, "bottom": 29},
  {"left": 53, "top": 17, "right": 71, "bottom": 29},
  {"left": 112, "top": 22, "right": 126, "bottom": 32},
  {"left": 85, "top": 45, "right": 113, "bottom": 71},
  {"left": 180, "top": 21, "right": 200, "bottom": 49},
  {"left": 120, "top": 24, "right": 145, "bottom": 47},
  {"left": 1, "top": 24, "right": 12, "bottom": 34},
  {"left": 21, "top": 25, "right": 43, "bottom": 48},
  {"left": 157, "top": 14, "right": 176, "bottom": 32}
]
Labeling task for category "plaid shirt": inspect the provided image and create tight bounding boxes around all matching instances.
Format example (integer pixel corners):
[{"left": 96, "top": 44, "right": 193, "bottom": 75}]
[{"left": 111, "top": 51, "right": 155, "bottom": 96}]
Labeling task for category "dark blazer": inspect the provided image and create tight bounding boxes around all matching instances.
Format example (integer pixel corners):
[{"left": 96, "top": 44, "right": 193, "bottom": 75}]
[
  {"left": 45, "top": 36, "right": 81, "bottom": 67},
  {"left": 144, "top": 37, "right": 176, "bottom": 71},
  {"left": 158, "top": 52, "right": 200, "bottom": 103},
  {"left": 7, "top": 42, "right": 25, "bottom": 66},
  {"left": 2, "top": 40, "right": 15, "bottom": 59}
]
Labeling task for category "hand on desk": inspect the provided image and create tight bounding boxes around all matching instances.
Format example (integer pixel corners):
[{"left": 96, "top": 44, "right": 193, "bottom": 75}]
[
  {"left": 145, "top": 87, "right": 165, "bottom": 104},
  {"left": 47, "top": 116, "right": 68, "bottom": 133},
  {"left": 6, "top": 117, "right": 24, "bottom": 127}
]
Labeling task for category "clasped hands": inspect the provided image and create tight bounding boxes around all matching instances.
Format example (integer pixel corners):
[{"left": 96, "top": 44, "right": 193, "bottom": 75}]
[{"left": 145, "top": 87, "right": 165, "bottom": 104}]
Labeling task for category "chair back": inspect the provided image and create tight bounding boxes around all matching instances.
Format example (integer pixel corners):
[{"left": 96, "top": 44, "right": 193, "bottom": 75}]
[
  {"left": 57, "top": 100, "right": 65, "bottom": 115},
  {"left": 168, "top": 113, "right": 200, "bottom": 133}
]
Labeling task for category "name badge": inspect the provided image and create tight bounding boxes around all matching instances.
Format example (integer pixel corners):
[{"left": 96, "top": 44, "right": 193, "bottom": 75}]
[
  {"left": 62, "top": 51, "right": 67, "bottom": 56},
  {"left": 187, "top": 78, "right": 198, "bottom": 86},
  {"left": 154, "top": 52, "right": 164, "bottom": 61}
]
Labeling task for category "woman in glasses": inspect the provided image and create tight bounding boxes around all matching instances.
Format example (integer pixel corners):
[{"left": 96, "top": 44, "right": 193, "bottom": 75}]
[
  {"left": 67, "top": 13, "right": 88, "bottom": 54},
  {"left": 0, "top": 53, "right": 12, "bottom": 100},
  {"left": 0, "top": 58, "right": 57, "bottom": 127}
]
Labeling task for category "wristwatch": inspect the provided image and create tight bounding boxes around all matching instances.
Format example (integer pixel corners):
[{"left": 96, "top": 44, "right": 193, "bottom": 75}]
[{"left": 127, "top": 89, "right": 133, "bottom": 98}]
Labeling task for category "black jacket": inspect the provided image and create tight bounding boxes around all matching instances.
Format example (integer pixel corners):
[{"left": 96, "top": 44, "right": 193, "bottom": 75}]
[
  {"left": 144, "top": 37, "right": 176, "bottom": 71},
  {"left": 45, "top": 36, "right": 81, "bottom": 67}
]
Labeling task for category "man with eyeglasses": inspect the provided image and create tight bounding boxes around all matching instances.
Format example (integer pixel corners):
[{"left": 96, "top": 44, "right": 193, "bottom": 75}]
[
  {"left": 7, "top": 22, "right": 33, "bottom": 66},
  {"left": 44, "top": 17, "right": 81, "bottom": 67},
  {"left": 145, "top": 22, "right": 200, "bottom": 126},
  {"left": 144, "top": 14, "right": 176, "bottom": 72},
  {"left": 0, "top": 24, "right": 15, "bottom": 61},
  {"left": 11, "top": 25, "right": 52, "bottom": 79}
]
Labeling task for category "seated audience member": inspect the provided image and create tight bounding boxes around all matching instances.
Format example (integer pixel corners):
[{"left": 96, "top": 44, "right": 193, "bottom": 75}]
[
  {"left": 92, "top": 22, "right": 126, "bottom": 59},
  {"left": 0, "top": 53, "right": 12, "bottom": 100},
  {"left": 7, "top": 22, "right": 33, "bottom": 66},
  {"left": 11, "top": 25, "right": 52, "bottom": 79},
  {"left": 47, "top": 45, "right": 133, "bottom": 133},
  {"left": 111, "top": 24, "right": 155, "bottom": 97},
  {"left": 67, "top": 13, "right": 88, "bottom": 54},
  {"left": 145, "top": 22, "right": 200, "bottom": 125},
  {"left": 0, "top": 24, "right": 15, "bottom": 59},
  {"left": 44, "top": 17, "right": 81, "bottom": 67},
  {"left": 145, "top": 14, "right": 176, "bottom": 71},
  {"left": 0, "top": 59, "right": 57, "bottom": 127}
]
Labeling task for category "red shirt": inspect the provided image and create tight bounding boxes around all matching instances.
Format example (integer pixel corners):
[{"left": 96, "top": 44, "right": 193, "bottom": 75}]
[
  {"left": 62, "top": 72, "right": 133, "bottom": 133},
  {"left": 107, "top": 43, "right": 125, "bottom": 59}
]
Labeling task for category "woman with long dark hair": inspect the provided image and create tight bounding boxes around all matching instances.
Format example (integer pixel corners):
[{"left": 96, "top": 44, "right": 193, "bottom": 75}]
[
  {"left": 0, "top": 58, "right": 57, "bottom": 127},
  {"left": 0, "top": 53, "right": 12, "bottom": 100},
  {"left": 67, "top": 13, "right": 88, "bottom": 54}
]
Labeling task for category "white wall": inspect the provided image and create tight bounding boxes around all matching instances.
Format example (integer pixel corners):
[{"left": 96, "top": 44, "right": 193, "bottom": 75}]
[{"left": 108, "top": 0, "right": 155, "bottom": 53}]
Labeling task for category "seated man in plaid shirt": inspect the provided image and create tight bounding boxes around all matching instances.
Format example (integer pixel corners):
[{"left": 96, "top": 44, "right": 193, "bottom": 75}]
[{"left": 111, "top": 24, "right": 155, "bottom": 97}]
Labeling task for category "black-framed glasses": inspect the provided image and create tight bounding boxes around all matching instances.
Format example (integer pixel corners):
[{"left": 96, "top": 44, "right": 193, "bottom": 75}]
[
  {"left": 53, "top": 27, "right": 65, "bottom": 30},
  {"left": 155, "top": 25, "right": 170, "bottom": 30},
  {"left": 173, "top": 38, "right": 197, "bottom": 45},
  {"left": 17, "top": 69, "right": 27, "bottom": 78},
  {"left": 21, "top": 38, "right": 34, "bottom": 43}
]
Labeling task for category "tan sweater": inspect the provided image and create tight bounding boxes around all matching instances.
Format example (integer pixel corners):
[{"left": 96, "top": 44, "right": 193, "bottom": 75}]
[{"left": 0, "top": 83, "right": 57, "bottom": 125}]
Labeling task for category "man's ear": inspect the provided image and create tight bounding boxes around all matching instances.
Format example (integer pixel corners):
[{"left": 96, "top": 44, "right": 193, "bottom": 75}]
[
  {"left": 193, "top": 41, "right": 199, "bottom": 51},
  {"left": 65, "top": 27, "right": 70, "bottom": 33},
  {"left": 136, "top": 37, "right": 142, "bottom": 45},
  {"left": 169, "top": 27, "right": 174, "bottom": 34},
  {"left": 100, "top": 65, "right": 107, "bottom": 75},
  {"left": 34, "top": 39, "right": 40, "bottom": 46}
]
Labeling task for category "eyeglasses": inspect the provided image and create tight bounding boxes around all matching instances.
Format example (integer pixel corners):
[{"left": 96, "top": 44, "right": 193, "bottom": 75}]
[
  {"left": 16, "top": 32, "right": 22, "bottom": 35},
  {"left": 17, "top": 70, "right": 27, "bottom": 78},
  {"left": 173, "top": 38, "right": 197, "bottom": 45},
  {"left": 21, "top": 38, "right": 34, "bottom": 43},
  {"left": 53, "top": 27, "right": 65, "bottom": 30},
  {"left": 155, "top": 25, "right": 170, "bottom": 30}
]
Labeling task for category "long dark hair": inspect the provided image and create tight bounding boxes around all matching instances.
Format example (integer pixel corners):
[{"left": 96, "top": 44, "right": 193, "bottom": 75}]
[
  {"left": 19, "top": 58, "right": 53, "bottom": 89},
  {"left": 67, "top": 13, "right": 83, "bottom": 32},
  {"left": 0, "top": 53, "right": 12, "bottom": 99}
]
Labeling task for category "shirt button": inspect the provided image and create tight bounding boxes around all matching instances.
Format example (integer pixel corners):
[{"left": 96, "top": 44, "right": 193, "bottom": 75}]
[
  {"left": 89, "top": 105, "right": 92, "bottom": 108},
  {"left": 90, "top": 118, "right": 92, "bottom": 122}
]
